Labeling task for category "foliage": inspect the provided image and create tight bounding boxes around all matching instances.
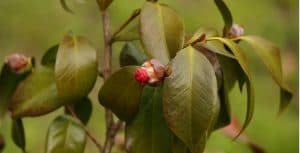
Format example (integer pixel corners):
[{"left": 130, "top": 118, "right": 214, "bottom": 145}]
[{"left": 0, "top": 0, "right": 293, "bottom": 153}]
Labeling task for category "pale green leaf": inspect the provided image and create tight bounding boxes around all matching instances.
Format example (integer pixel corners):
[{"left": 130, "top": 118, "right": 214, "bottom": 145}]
[
  {"left": 236, "top": 35, "right": 293, "bottom": 113},
  {"left": 140, "top": 2, "right": 185, "bottom": 64},
  {"left": 163, "top": 46, "right": 219, "bottom": 153},
  {"left": 45, "top": 115, "right": 86, "bottom": 153},
  {"left": 98, "top": 66, "right": 143, "bottom": 121},
  {"left": 55, "top": 35, "right": 98, "bottom": 101}
]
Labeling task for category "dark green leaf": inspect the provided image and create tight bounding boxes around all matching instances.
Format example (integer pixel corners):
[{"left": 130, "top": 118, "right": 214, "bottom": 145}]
[
  {"left": 126, "top": 86, "right": 173, "bottom": 153},
  {"left": 96, "top": 0, "right": 113, "bottom": 11},
  {"left": 10, "top": 67, "right": 65, "bottom": 118},
  {"left": 172, "top": 137, "right": 191, "bottom": 153},
  {"left": 214, "top": 0, "right": 233, "bottom": 36},
  {"left": 236, "top": 36, "right": 293, "bottom": 113},
  {"left": 45, "top": 115, "right": 86, "bottom": 153},
  {"left": 12, "top": 119, "right": 25, "bottom": 153},
  {"left": 140, "top": 2, "right": 185, "bottom": 64},
  {"left": 99, "top": 66, "right": 143, "bottom": 121},
  {"left": 0, "top": 65, "right": 31, "bottom": 120},
  {"left": 60, "top": 0, "right": 74, "bottom": 14},
  {"left": 119, "top": 42, "right": 148, "bottom": 67},
  {"left": 55, "top": 35, "right": 98, "bottom": 101},
  {"left": 72, "top": 97, "right": 92, "bottom": 125},
  {"left": 163, "top": 46, "right": 219, "bottom": 153},
  {"left": 41, "top": 44, "right": 59, "bottom": 68},
  {"left": 207, "top": 37, "right": 254, "bottom": 136}
]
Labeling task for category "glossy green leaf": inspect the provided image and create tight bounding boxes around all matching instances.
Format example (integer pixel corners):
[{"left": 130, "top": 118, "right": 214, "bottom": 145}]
[
  {"left": 55, "top": 35, "right": 98, "bottom": 101},
  {"left": 96, "top": 0, "right": 113, "bottom": 11},
  {"left": 207, "top": 37, "right": 254, "bottom": 136},
  {"left": 119, "top": 42, "right": 148, "bottom": 67},
  {"left": 10, "top": 67, "right": 64, "bottom": 118},
  {"left": 126, "top": 86, "right": 173, "bottom": 153},
  {"left": 45, "top": 115, "right": 86, "bottom": 153},
  {"left": 41, "top": 44, "right": 59, "bottom": 68},
  {"left": 0, "top": 65, "right": 31, "bottom": 120},
  {"left": 140, "top": 2, "right": 185, "bottom": 64},
  {"left": 12, "top": 119, "right": 25, "bottom": 153},
  {"left": 236, "top": 35, "right": 293, "bottom": 113},
  {"left": 214, "top": 0, "right": 233, "bottom": 36},
  {"left": 99, "top": 66, "right": 143, "bottom": 121},
  {"left": 72, "top": 97, "right": 92, "bottom": 125},
  {"left": 163, "top": 46, "right": 219, "bottom": 153}
]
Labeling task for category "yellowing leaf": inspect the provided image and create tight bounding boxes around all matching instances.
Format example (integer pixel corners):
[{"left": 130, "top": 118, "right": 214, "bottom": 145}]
[{"left": 55, "top": 35, "right": 98, "bottom": 101}]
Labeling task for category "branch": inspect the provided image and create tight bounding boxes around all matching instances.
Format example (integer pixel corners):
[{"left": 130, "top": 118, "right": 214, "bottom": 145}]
[
  {"left": 110, "top": 9, "right": 141, "bottom": 43},
  {"left": 65, "top": 106, "right": 103, "bottom": 151}
]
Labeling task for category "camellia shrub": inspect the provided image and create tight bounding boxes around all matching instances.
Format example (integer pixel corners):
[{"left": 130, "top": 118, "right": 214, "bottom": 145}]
[{"left": 0, "top": 0, "right": 293, "bottom": 153}]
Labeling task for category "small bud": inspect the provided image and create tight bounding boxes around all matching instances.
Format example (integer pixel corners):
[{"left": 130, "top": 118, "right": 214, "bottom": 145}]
[
  {"left": 134, "top": 59, "right": 166, "bottom": 85},
  {"left": 134, "top": 68, "right": 150, "bottom": 85},
  {"left": 228, "top": 24, "right": 245, "bottom": 38},
  {"left": 4, "top": 53, "right": 32, "bottom": 74}
]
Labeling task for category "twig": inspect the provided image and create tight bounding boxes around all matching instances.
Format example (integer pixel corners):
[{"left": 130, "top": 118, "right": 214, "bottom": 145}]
[
  {"left": 65, "top": 106, "right": 103, "bottom": 151},
  {"left": 110, "top": 9, "right": 141, "bottom": 43}
]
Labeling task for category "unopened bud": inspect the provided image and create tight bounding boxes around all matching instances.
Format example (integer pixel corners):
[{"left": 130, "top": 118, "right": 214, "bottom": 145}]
[
  {"left": 228, "top": 24, "right": 244, "bottom": 38},
  {"left": 4, "top": 53, "right": 32, "bottom": 74},
  {"left": 134, "top": 59, "right": 166, "bottom": 85}
]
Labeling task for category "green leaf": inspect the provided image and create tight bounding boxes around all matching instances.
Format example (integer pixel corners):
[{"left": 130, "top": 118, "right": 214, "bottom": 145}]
[
  {"left": 72, "top": 97, "right": 92, "bottom": 125},
  {"left": 45, "top": 115, "right": 86, "bottom": 153},
  {"left": 207, "top": 37, "right": 254, "bottom": 136},
  {"left": 214, "top": 0, "right": 233, "bottom": 36},
  {"left": 140, "top": 2, "right": 185, "bottom": 64},
  {"left": 163, "top": 46, "right": 219, "bottom": 153},
  {"left": 186, "top": 27, "right": 219, "bottom": 45},
  {"left": 60, "top": 0, "right": 74, "bottom": 14},
  {"left": 41, "top": 44, "right": 59, "bottom": 68},
  {"left": 0, "top": 65, "right": 31, "bottom": 120},
  {"left": 12, "top": 119, "right": 26, "bottom": 153},
  {"left": 119, "top": 42, "right": 148, "bottom": 67},
  {"left": 125, "top": 86, "right": 173, "bottom": 153},
  {"left": 98, "top": 66, "right": 143, "bottom": 121},
  {"left": 10, "top": 67, "right": 64, "bottom": 118},
  {"left": 236, "top": 36, "right": 293, "bottom": 113},
  {"left": 55, "top": 35, "right": 98, "bottom": 101},
  {"left": 96, "top": 0, "right": 113, "bottom": 11}
]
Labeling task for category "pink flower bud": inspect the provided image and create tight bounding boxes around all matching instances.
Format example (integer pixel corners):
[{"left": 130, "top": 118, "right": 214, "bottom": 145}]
[
  {"left": 135, "top": 59, "right": 166, "bottom": 85},
  {"left": 228, "top": 24, "right": 245, "bottom": 38},
  {"left": 134, "top": 67, "right": 150, "bottom": 85},
  {"left": 4, "top": 53, "right": 32, "bottom": 74}
]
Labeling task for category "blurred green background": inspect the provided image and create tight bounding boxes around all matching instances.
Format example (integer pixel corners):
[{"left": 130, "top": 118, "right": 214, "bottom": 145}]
[{"left": 0, "top": 0, "right": 298, "bottom": 153}]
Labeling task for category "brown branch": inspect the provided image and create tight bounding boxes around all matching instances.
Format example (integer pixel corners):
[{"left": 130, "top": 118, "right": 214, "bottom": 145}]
[
  {"left": 110, "top": 9, "right": 141, "bottom": 43},
  {"left": 65, "top": 106, "right": 103, "bottom": 151},
  {"left": 99, "top": 6, "right": 124, "bottom": 153}
]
